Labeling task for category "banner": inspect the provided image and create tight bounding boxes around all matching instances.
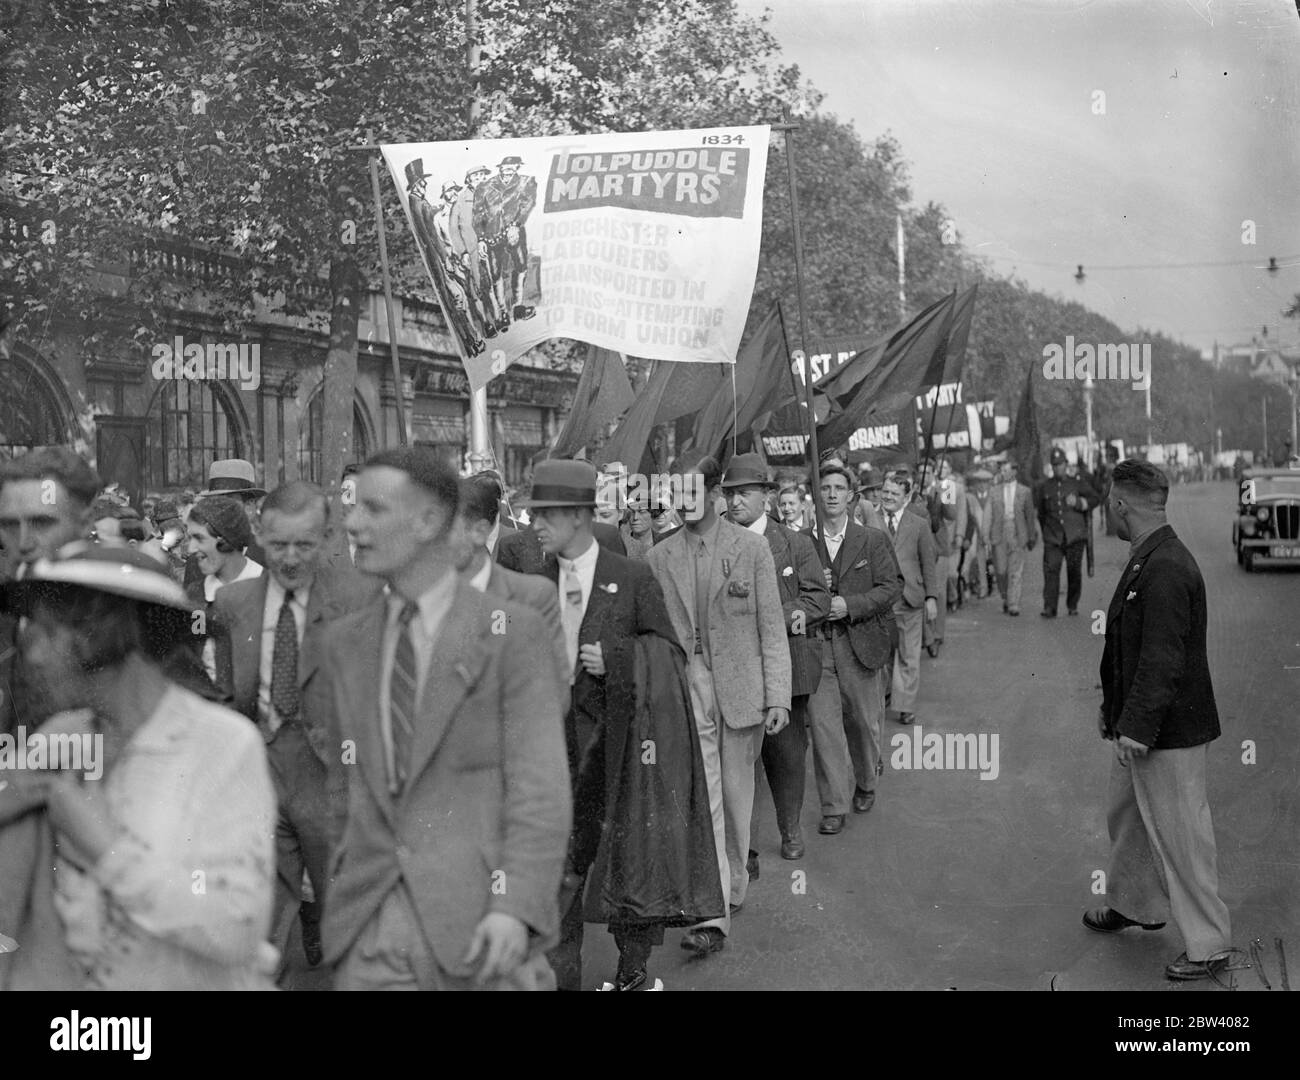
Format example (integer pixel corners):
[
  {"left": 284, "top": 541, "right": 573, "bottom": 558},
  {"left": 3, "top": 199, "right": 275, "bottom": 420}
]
[{"left": 382, "top": 126, "right": 770, "bottom": 391}]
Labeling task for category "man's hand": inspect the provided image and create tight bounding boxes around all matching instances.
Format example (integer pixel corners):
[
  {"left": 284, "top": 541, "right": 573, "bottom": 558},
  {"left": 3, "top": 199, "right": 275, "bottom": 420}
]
[
  {"left": 764, "top": 707, "right": 790, "bottom": 736},
  {"left": 1065, "top": 493, "right": 1078, "bottom": 509},
  {"left": 506, "top": 225, "right": 519, "bottom": 245},
  {"left": 1113, "top": 734, "right": 1149, "bottom": 767},
  {"left": 961, "top": 537, "right": 971, "bottom": 550},
  {"left": 578, "top": 642, "right": 605, "bottom": 677},
  {"left": 463, "top": 911, "right": 529, "bottom": 984},
  {"left": 924, "top": 597, "right": 938, "bottom": 621},
  {"left": 823, "top": 567, "right": 833, "bottom": 590},
  {"left": 45, "top": 773, "right": 114, "bottom": 869},
  {"left": 828, "top": 595, "right": 848, "bottom": 621}
]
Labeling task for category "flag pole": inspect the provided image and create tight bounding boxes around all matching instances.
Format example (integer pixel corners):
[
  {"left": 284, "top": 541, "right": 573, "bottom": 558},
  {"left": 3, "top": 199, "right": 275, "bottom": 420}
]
[
  {"left": 366, "top": 129, "right": 410, "bottom": 446},
  {"left": 777, "top": 118, "right": 825, "bottom": 556}
]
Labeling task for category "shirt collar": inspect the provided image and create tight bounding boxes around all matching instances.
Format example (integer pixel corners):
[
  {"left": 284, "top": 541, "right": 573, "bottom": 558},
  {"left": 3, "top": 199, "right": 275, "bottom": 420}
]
[
  {"left": 389, "top": 567, "right": 457, "bottom": 629},
  {"left": 203, "top": 558, "right": 262, "bottom": 601},
  {"left": 467, "top": 555, "right": 493, "bottom": 593},
  {"left": 558, "top": 535, "right": 599, "bottom": 575},
  {"left": 266, "top": 575, "right": 311, "bottom": 611},
  {"left": 745, "top": 513, "right": 768, "bottom": 536}
]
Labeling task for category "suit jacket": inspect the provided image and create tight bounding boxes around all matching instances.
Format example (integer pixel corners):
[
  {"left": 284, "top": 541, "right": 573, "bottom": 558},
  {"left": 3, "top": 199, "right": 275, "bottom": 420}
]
[
  {"left": 539, "top": 544, "right": 680, "bottom": 777},
  {"left": 989, "top": 481, "right": 1038, "bottom": 549},
  {"left": 883, "top": 508, "right": 939, "bottom": 610},
  {"left": 496, "top": 520, "right": 625, "bottom": 577},
  {"left": 1100, "top": 525, "right": 1220, "bottom": 749},
  {"left": 646, "top": 518, "right": 792, "bottom": 727},
  {"left": 754, "top": 515, "right": 830, "bottom": 698},
  {"left": 481, "top": 559, "right": 570, "bottom": 709},
  {"left": 315, "top": 580, "right": 572, "bottom": 975},
  {"left": 811, "top": 520, "right": 904, "bottom": 670},
  {"left": 213, "top": 565, "right": 380, "bottom": 767}
]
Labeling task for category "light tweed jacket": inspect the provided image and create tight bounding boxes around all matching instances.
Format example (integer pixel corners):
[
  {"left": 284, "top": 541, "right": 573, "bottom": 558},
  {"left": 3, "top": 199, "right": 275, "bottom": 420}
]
[{"left": 646, "top": 516, "right": 791, "bottom": 728}]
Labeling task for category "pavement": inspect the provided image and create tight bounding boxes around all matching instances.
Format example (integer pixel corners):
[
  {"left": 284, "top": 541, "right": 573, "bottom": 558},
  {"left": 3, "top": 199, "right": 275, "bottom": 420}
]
[{"left": 284, "top": 480, "right": 1299, "bottom": 991}]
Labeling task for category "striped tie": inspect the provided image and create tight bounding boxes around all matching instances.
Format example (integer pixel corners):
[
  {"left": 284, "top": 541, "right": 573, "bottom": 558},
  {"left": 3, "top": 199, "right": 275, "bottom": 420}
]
[{"left": 390, "top": 600, "right": 420, "bottom": 792}]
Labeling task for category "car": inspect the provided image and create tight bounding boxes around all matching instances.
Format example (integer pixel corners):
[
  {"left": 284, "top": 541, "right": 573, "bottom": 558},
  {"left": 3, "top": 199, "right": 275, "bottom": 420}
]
[{"left": 1233, "top": 465, "right": 1300, "bottom": 571}]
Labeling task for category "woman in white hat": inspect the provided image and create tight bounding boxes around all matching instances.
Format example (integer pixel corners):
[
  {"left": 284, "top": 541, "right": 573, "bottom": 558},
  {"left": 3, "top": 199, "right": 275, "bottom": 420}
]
[{"left": 0, "top": 544, "right": 277, "bottom": 989}]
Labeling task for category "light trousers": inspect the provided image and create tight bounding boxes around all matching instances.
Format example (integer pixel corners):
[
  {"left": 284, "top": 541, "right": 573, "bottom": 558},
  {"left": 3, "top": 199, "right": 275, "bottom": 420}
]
[
  {"left": 992, "top": 542, "right": 1027, "bottom": 612},
  {"left": 890, "top": 605, "right": 925, "bottom": 714},
  {"left": 806, "top": 632, "right": 886, "bottom": 815}
]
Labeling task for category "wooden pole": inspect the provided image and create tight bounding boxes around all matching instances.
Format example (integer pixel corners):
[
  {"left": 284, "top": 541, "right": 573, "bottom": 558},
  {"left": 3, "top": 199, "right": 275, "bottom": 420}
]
[
  {"left": 366, "top": 128, "right": 410, "bottom": 446},
  {"left": 779, "top": 120, "right": 826, "bottom": 558},
  {"left": 465, "top": 0, "right": 492, "bottom": 474}
]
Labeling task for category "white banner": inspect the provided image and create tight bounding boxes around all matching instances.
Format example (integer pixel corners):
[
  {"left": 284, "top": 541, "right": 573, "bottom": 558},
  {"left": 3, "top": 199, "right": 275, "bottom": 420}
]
[{"left": 382, "top": 126, "right": 770, "bottom": 392}]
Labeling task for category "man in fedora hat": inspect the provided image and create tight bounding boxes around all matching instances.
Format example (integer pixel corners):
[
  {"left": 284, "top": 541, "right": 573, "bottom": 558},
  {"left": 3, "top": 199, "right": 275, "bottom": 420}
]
[
  {"left": 450, "top": 164, "right": 505, "bottom": 338},
  {"left": 1034, "top": 446, "right": 1100, "bottom": 617},
  {"left": 473, "top": 154, "right": 538, "bottom": 323},
  {"left": 721, "top": 454, "right": 830, "bottom": 865},
  {"left": 405, "top": 158, "right": 483, "bottom": 356},
  {"left": 524, "top": 459, "right": 710, "bottom": 991}
]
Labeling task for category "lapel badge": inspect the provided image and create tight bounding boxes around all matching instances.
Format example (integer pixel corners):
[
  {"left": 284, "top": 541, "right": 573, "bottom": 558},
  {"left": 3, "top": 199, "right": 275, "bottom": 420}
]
[
  {"left": 598, "top": 581, "right": 618, "bottom": 594},
  {"left": 782, "top": 565, "right": 794, "bottom": 576},
  {"left": 722, "top": 557, "right": 732, "bottom": 578},
  {"left": 455, "top": 661, "right": 474, "bottom": 685},
  {"left": 1126, "top": 590, "right": 1137, "bottom": 601}
]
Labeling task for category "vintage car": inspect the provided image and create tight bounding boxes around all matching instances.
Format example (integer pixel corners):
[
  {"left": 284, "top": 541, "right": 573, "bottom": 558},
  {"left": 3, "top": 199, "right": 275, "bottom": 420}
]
[{"left": 1233, "top": 465, "right": 1300, "bottom": 571}]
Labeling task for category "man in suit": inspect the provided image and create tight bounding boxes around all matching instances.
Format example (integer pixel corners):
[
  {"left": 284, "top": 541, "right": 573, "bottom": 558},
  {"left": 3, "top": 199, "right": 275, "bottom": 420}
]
[
  {"left": 314, "top": 448, "right": 571, "bottom": 990},
  {"left": 806, "top": 464, "right": 903, "bottom": 833},
  {"left": 455, "top": 474, "right": 569, "bottom": 703},
  {"left": 495, "top": 514, "right": 625, "bottom": 576},
  {"left": 989, "top": 460, "right": 1038, "bottom": 616},
  {"left": 721, "top": 455, "right": 830, "bottom": 863},
  {"left": 212, "top": 481, "right": 378, "bottom": 976},
  {"left": 646, "top": 456, "right": 790, "bottom": 956},
  {"left": 1035, "top": 446, "right": 1100, "bottom": 617},
  {"left": 879, "top": 472, "right": 939, "bottom": 726},
  {"left": 524, "top": 460, "right": 684, "bottom": 991},
  {"left": 1086, "top": 460, "right": 1232, "bottom": 981}
]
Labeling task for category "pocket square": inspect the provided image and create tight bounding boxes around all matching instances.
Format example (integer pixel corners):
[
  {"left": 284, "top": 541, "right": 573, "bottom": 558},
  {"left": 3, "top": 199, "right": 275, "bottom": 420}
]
[
  {"left": 852, "top": 558, "right": 870, "bottom": 570},
  {"left": 727, "top": 580, "right": 751, "bottom": 598}
]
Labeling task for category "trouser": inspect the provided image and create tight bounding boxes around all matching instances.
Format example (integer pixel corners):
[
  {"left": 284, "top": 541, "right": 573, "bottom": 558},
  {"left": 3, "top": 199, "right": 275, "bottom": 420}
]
[
  {"left": 687, "top": 654, "right": 764, "bottom": 932},
  {"left": 807, "top": 629, "right": 887, "bottom": 815},
  {"left": 1104, "top": 746, "right": 1231, "bottom": 962},
  {"left": 548, "top": 713, "right": 666, "bottom": 990},
  {"left": 992, "top": 542, "right": 1027, "bottom": 611},
  {"left": 966, "top": 539, "right": 990, "bottom": 596},
  {"left": 925, "top": 554, "right": 949, "bottom": 644},
  {"left": 890, "top": 605, "right": 925, "bottom": 714},
  {"left": 1042, "top": 540, "right": 1085, "bottom": 613},
  {"left": 266, "top": 724, "right": 333, "bottom": 979},
  {"left": 759, "top": 694, "right": 809, "bottom": 840},
  {"left": 335, "top": 884, "right": 556, "bottom": 991}
]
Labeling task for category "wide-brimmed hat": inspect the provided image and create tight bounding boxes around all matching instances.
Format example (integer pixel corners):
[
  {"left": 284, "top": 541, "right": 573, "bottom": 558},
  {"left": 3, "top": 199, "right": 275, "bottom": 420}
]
[
  {"left": 721, "top": 453, "right": 777, "bottom": 490},
  {"left": 522, "top": 460, "right": 598, "bottom": 508},
  {"left": 2, "top": 541, "right": 192, "bottom": 614},
  {"left": 198, "top": 459, "right": 266, "bottom": 498}
]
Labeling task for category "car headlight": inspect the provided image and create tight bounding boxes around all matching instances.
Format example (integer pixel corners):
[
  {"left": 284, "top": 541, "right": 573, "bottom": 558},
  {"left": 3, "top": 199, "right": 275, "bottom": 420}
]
[{"left": 1256, "top": 507, "right": 1270, "bottom": 522}]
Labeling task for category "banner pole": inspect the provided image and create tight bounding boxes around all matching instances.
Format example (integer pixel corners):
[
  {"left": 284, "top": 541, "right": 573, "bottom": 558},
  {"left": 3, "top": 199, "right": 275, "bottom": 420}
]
[
  {"left": 780, "top": 120, "right": 825, "bottom": 556},
  {"left": 367, "top": 129, "right": 410, "bottom": 446},
  {"left": 465, "top": 0, "right": 493, "bottom": 474}
]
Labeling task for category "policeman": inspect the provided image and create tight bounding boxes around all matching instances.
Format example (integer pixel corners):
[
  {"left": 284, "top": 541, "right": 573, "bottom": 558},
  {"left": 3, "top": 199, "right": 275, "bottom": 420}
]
[{"left": 1034, "top": 446, "right": 1100, "bottom": 617}]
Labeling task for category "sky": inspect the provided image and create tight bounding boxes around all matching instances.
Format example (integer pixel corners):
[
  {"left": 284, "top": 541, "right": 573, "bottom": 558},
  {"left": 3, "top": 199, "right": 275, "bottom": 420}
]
[{"left": 737, "top": 0, "right": 1300, "bottom": 356}]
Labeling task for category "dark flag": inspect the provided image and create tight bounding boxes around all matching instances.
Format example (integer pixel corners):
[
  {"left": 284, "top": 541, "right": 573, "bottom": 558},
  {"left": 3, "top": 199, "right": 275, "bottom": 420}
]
[
  {"left": 595, "top": 358, "right": 725, "bottom": 469},
  {"left": 686, "top": 303, "right": 790, "bottom": 463},
  {"left": 818, "top": 292, "right": 956, "bottom": 451},
  {"left": 1010, "top": 370, "right": 1044, "bottom": 485},
  {"left": 550, "top": 345, "right": 634, "bottom": 459}
]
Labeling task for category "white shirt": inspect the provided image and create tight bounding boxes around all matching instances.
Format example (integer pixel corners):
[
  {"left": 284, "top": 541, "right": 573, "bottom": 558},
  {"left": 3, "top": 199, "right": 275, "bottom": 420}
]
[
  {"left": 466, "top": 553, "right": 493, "bottom": 593},
  {"left": 1003, "top": 482, "right": 1016, "bottom": 519},
  {"left": 746, "top": 514, "right": 769, "bottom": 536},
  {"left": 557, "top": 536, "right": 599, "bottom": 683},
  {"left": 379, "top": 569, "right": 458, "bottom": 793},
  {"left": 201, "top": 559, "right": 263, "bottom": 682},
  {"left": 823, "top": 519, "right": 848, "bottom": 562},
  {"left": 487, "top": 520, "right": 501, "bottom": 555},
  {"left": 257, "top": 578, "right": 311, "bottom": 733}
]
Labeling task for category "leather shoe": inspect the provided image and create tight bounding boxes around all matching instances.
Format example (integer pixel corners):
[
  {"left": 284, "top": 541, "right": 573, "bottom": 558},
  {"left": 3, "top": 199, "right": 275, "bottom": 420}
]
[
  {"left": 1165, "top": 952, "right": 1229, "bottom": 981},
  {"left": 680, "top": 927, "right": 726, "bottom": 957},
  {"left": 614, "top": 965, "right": 648, "bottom": 991},
  {"left": 897, "top": 711, "right": 915, "bottom": 725},
  {"left": 818, "top": 814, "right": 846, "bottom": 835},
  {"left": 1067, "top": 608, "right": 1079, "bottom": 616},
  {"left": 780, "top": 836, "right": 805, "bottom": 860},
  {"left": 1082, "top": 907, "right": 1166, "bottom": 934},
  {"left": 1008, "top": 608, "right": 1020, "bottom": 616},
  {"left": 852, "top": 789, "right": 876, "bottom": 813},
  {"left": 1040, "top": 610, "right": 1056, "bottom": 618},
  {"left": 746, "top": 850, "right": 759, "bottom": 881}
]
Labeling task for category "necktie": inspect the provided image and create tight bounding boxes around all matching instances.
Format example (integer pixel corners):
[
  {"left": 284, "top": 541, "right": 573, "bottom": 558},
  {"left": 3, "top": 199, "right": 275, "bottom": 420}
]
[
  {"left": 888, "top": 514, "right": 898, "bottom": 538},
  {"left": 694, "top": 538, "right": 712, "bottom": 664},
  {"left": 269, "top": 590, "right": 298, "bottom": 734},
  {"left": 561, "top": 565, "right": 583, "bottom": 682},
  {"left": 390, "top": 600, "right": 420, "bottom": 792}
]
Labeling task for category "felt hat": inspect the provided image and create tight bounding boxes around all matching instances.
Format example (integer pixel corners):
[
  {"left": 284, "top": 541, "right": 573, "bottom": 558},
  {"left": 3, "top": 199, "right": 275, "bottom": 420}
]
[{"left": 522, "top": 460, "right": 598, "bottom": 508}]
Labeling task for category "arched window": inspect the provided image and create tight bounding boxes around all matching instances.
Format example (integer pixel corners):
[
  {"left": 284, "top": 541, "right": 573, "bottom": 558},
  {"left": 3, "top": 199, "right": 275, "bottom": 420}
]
[
  {"left": 148, "top": 380, "right": 245, "bottom": 488},
  {"left": 0, "top": 350, "right": 75, "bottom": 459},
  {"left": 299, "top": 392, "right": 371, "bottom": 483}
]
